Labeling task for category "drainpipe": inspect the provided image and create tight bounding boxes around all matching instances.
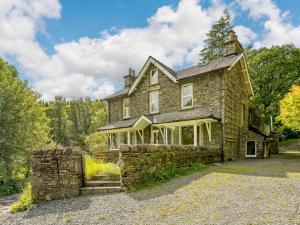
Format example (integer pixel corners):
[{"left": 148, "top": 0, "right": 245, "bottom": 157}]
[{"left": 219, "top": 71, "right": 225, "bottom": 162}]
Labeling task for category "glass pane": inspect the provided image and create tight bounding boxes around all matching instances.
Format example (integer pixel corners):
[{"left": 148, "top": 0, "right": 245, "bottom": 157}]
[
  {"left": 173, "top": 127, "right": 179, "bottom": 145},
  {"left": 182, "top": 96, "right": 192, "bottom": 107},
  {"left": 182, "top": 126, "right": 194, "bottom": 145},
  {"left": 150, "top": 69, "right": 158, "bottom": 84},
  {"left": 167, "top": 128, "right": 172, "bottom": 144},
  {"left": 150, "top": 92, "right": 159, "bottom": 112},
  {"left": 111, "top": 133, "right": 117, "bottom": 149},
  {"left": 182, "top": 85, "right": 192, "bottom": 96},
  {"left": 151, "top": 92, "right": 158, "bottom": 102},
  {"left": 120, "top": 132, "right": 128, "bottom": 144},
  {"left": 247, "top": 141, "right": 256, "bottom": 155}
]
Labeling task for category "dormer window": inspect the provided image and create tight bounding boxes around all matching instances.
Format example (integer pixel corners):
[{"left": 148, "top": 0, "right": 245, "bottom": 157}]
[
  {"left": 150, "top": 68, "right": 158, "bottom": 85},
  {"left": 123, "top": 98, "right": 130, "bottom": 119},
  {"left": 181, "top": 84, "right": 193, "bottom": 109}
]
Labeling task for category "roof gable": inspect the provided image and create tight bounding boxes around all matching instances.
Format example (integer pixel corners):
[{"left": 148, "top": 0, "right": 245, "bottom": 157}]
[
  {"left": 128, "top": 56, "right": 177, "bottom": 95},
  {"left": 227, "top": 53, "right": 254, "bottom": 96}
]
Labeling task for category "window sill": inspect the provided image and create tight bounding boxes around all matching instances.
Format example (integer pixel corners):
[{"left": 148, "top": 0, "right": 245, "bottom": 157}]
[
  {"left": 245, "top": 155, "right": 256, "bottom": 158},
  {"left": 180, "top": 106, "right": 194, "bottom": 111},
  {"left": 150, "top": 111, "right": 160, "bottom": 115}
]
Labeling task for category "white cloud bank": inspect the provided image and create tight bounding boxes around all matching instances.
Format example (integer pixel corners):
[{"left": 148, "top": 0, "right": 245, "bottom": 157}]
[
  {"left": 0, "top": 0, "right": 299, "bottom": 100},
  {"left": 236, "top": 0, "right": 300, "bottom": 48}
]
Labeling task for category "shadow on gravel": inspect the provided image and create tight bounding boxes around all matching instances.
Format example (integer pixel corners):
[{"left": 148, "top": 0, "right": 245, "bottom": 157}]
[
  {"left": 23, "top": 195, "right": 93, "bottom": 219},
  {"left": 128, "top": 151, "right": 300, "bottom": 201}
]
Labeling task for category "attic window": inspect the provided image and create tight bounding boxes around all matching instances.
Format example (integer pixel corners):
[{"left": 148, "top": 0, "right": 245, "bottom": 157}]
[{"left": 150, "top": 68, "right": 158, "bottom": 85}]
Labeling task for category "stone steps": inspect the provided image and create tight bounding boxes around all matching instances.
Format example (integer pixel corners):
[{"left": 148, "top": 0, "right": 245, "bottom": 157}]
[
  {"left": 80, "top": 186, "right": 122, "bottom": 196},
  {"left": 81, "top": 174, "right": 122, "bottom": 196},
  {"left": 85, "top": 180, "right": 121, "bottom": 187},
  {"left": 91, "top": 174, "right": 120, "bottom": 181}
]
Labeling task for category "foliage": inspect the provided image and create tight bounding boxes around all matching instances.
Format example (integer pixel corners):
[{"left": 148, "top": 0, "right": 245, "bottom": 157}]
[
  {"left": 135, "top": 163, "right": 207, "bottom": 190},
  {"left": 0, "top": 178, "right": 24, "bottom": 197},
  {"left": 277, "top": 85, "right": 300, "bottom": 131},
  {"left": 44, "top": 98, "right": 107, "bottom": 147},
  {"left": 0, "top": 58, "right": 51, "bottom": 181},
  {"left": 279, "top": 138, "right": 300, "bottom": 146},
  {"left": 247, "top": 45, "right": 300, "bottom": 123},
  {"left": 199, "top": 9, "right": 233, "bottom": 64},
  {"left": 84, "top": 155, "right": 119, "bottom": 180},
  {"left": 10, "top": 183, "right": 34, "bottom": 213},
  {"left": 85, "top": 132, "right": 108, "bottom": 153}
]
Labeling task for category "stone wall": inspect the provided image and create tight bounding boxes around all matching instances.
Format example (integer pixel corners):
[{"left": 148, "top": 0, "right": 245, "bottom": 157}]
[
  {"left": 31, "top": 148, "right": 84, "bottom": 202},
  {"left": 119, "top": 144, "right": 222, "bottom": 188},
  {"left": 94, "top": 150, "right": 119, "bottom": 163},
  {"left": 108, "top": 64, "right": 222, "bottom": 124},
  {"left": 239, "top": 130, "right": 265, "bottom": 159}
]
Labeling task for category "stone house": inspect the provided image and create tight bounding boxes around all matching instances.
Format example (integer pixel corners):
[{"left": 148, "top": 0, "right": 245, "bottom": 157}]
[{"left": 98, "top": 32, "right": 273, "bottom": 161}]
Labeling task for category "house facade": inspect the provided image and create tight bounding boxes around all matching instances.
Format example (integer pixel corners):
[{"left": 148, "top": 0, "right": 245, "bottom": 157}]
[{"left": 99, "top": 33, "right": 272, "bottom": 161}]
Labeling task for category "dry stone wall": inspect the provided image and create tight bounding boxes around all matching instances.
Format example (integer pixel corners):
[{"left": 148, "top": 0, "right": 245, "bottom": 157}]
[
  {"left": 31, "top": 148, "right": 84, "bottom": 202},
  {"left": 94, "top": 150, "right": 119, "bottom": 163},
  {"left": 119, "top": 144, "right": 222, "bottom": 188}
]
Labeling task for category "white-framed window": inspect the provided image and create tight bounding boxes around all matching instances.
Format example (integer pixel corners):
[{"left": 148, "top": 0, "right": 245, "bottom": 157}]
[
  {"left": 181, "top": 84, "right": 193, "bottom": 109},
  {"left": 150, "top": 68, "right": 158, "bottom": 85},
  {"left": 110, "top": 132, "right": 128, "bottom": 150},
  {"left": 149, "top": 91, "right": 159, "bottom": 114},
  {"left": 123, "top": 98, "right": 130, "bottom": 119},
  {"left": 246, "top": 140, "right": 256, "bottom": 157}
]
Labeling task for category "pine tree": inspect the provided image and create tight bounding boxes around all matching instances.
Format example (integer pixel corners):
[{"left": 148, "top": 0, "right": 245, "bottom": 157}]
[{"left": 199, "top": 9, "right": 233, "bottom": 64}]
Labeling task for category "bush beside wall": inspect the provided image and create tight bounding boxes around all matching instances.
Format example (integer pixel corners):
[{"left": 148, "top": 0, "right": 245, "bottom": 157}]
[{"left": 119, "top": 144, "right": 222, "bottom": 188}]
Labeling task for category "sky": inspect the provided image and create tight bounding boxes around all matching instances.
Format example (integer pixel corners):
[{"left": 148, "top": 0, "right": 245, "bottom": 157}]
[{"left": 0, "top": 0, "right": 300, "bottom": 101}]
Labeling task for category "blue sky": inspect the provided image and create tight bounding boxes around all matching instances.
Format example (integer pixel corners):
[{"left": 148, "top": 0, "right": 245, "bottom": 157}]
[{"left": 1, "top": 0, "right": 300, "bottom": 100}]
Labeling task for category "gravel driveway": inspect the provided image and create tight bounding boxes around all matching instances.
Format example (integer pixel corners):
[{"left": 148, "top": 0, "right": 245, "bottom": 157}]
[{"left": 1, "top": 153, "right": 300, "bottom": 225}]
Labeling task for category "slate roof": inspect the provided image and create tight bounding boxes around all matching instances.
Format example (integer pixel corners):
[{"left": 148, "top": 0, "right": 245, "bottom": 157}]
[
  {"left": 98, "top": 107, "right": 220, "bottom": 131},
  {"left": 103, "top": 87, "right": 129, "bottom": 100},
  {"left": 104, "top": 54, "right": 242, "bottom": 100},
  {"left": 152, "top": 107, "right": 220, "bottom": 124},
  {"left": 177, "top": 54, "right": 241, "bottom": 79},
  {"left": 149, "top": 56, "right": 178, "bottom": 79},
  {"left": 98, "top": 117, "right": 138, "bottom": 131}
]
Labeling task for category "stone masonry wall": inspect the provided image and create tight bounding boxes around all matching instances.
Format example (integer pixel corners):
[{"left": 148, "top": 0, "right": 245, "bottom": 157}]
[
  {"left": 31, "top": 148, "right": 84, "bottom": 202},
  {"left": 108, "top": 64, "right": 222, "bottom": 124},
  {"left": 94, "top": 150, "right": 119, "bottom": 163},
  {"left": 119, "top": 144, "right": 222, "bottom": 188},
  {"left": 239, "top": 130, "right": 265, "bottom": 159}
]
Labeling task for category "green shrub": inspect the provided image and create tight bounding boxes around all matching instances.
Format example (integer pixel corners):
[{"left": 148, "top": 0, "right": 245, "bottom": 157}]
[
  {"left": 10, "top": 183, "right": 34, "bottom": 213},
  {"left": 135, "top": 163, "right": 207, "bottom": 189},
  {"left": 0, "top": 179, "right": 23, "bottom": 197},
  {"left": 84, "top": 155, "right": 119, "bottom": 180}
]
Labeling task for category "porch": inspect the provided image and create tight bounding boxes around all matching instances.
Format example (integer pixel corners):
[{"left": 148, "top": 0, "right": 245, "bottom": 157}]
[{"left": 99, "top": 115, "right": 221, "bottom": 150}]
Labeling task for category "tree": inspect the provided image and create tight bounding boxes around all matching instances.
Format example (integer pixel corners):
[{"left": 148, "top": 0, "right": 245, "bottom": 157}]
[
  {"left": 277, "top": 85, "right": 300, "bottom": 131},
  {"left": 199, "top": 9, "right": 233, "bottom": 64},
  {"left": 247, "top": 45, "right": 300, "bottom": 122},
  {"left": 0, "top": 58, "right": 50, "bottom": 179},
  {"left": 45, "top": 96, "right": 70, "bottom": 146},
  {"left": 85, "top": 132, "right": 108, "bottom": 153}
]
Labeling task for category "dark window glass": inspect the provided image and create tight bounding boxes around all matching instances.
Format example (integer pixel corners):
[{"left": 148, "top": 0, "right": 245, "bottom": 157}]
[{"left": 247, "top": 141, "right": 256, "bottom": 156}]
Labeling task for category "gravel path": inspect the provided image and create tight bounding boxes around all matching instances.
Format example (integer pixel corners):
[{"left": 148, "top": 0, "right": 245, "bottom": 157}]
[{"left": 2, "top": 156, "right": 300, "bottom": 225}]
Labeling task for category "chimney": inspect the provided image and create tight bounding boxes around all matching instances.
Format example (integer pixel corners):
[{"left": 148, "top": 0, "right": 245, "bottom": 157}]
[
  {"left": 123, "top": 68, "right": 136, "bottom": 88},
  {"left": 223, "top": 30, "right": 244, "bottom": 57}
]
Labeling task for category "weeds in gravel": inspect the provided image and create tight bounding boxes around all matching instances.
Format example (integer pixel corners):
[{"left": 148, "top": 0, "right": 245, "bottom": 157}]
[
  {"left": 63, "top": 216, "right": 74, "bottom": 223},
  {"left": 84, "top": 155, "right": 120, "bottom": 180},
  {"left": 133, "top": 163, "right": 207, "bottom": 190},
  {"left": 10, "top": 183, "right": 34, "bottom": 213}
]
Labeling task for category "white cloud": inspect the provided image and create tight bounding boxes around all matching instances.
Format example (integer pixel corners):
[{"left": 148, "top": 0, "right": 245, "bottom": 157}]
[
  {"left": 234, "top": 25, "right": 257, "bottom": 46},
  {"left": 0, "top": 0, "right": 257, "bottom": 101},
  {"left": 236, "top": 0, "right": 300, "bottom": 48}
]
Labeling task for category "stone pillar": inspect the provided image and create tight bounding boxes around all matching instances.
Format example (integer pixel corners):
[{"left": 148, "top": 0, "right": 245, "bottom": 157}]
[{"left": 31, "top": 148, "right": 84, "bottom": 202}]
